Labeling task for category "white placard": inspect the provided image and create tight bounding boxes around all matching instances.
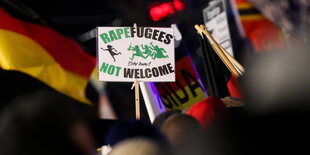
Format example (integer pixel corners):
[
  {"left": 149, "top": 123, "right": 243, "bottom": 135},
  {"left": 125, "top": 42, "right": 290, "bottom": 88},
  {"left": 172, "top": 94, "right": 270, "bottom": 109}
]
[
  {"left": 97, "top": 27, "right": 175, "bottom": 82},
  {"left": 203, "top": 0, "right": 234, "bottom": 56}
]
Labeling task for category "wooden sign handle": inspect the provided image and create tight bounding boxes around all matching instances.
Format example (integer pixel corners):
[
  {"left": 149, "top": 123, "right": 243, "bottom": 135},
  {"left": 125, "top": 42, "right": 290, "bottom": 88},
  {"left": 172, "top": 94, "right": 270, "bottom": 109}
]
[{"left": 135, "top": 81, "right": 140, "bottom": 120}]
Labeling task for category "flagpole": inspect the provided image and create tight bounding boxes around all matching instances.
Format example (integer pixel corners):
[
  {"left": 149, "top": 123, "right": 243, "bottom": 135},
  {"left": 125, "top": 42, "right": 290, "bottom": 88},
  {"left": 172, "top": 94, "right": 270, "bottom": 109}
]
[
  {"left": 195, "top": 24, "right": 240, "bottom": 77},
  {"left": 196, "top": 24, "right": 245, "bottom": 74},
  {"left": 197, "top": 26, "right": 245, "bottom": 74},
  {"left": 199, "top": 24, "right": 239, "bottom": 77},
  {"left": 219, "top": 45, "right": 245, "bottom": 74}
]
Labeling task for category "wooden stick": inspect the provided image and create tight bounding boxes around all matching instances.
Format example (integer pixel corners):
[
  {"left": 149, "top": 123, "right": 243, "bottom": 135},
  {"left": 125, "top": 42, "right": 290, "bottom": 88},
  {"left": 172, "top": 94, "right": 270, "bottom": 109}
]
[
  {"left": 194, "top": 25, "right": 245, "bottom": 74},
  {"left": 135, "top": 81, "right": 140, "bottom": 120},
  {"left": 195, "top": 24, "right": 203, "bottom": 34},
  {"left": 200, "top": 24, "right": 240, "bottom": 77},
  {"left": 195, "top": 24, "right": 240, "bottom": 77},
  {"left": 218, "top": 45, "right": 245, "bottom": 74}
]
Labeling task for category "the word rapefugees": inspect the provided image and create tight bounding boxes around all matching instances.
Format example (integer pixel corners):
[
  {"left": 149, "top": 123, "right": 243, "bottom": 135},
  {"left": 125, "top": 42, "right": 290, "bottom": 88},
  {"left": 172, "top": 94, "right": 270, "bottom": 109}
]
[{"left": 100, "top": 27, "right": 173, "bottom": 45}]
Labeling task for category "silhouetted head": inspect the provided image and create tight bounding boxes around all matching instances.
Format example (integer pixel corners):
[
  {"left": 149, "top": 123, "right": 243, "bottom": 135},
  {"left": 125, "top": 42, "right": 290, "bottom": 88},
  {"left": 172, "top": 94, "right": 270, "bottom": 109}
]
[
  {"left": 105, "top": 120, "right": 169, "bottom": 150},
  {"left": 109, "top": 138, "right": 167, "bottom": 155},
  {"left": 161, "top": 114, "right": 203, "bottom": 147},
  {"left": 222, "top": 51, "right": 310, "bottom": 154},
  {"left": 153, "top": 110, "right": 181, "bottom": 129},
  {"left": 241, "top": 51, "right": 310, "bottom": 114},
  {"left": 0, "top": 90, "right": 95, "bottom": 155}
]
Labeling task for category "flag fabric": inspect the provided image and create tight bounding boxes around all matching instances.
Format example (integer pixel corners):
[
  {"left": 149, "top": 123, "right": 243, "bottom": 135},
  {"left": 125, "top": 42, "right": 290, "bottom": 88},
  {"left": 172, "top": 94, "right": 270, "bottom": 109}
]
[
  {"left": 0, "top": 8, "right": 96, "bottom": 104},
  {"left": 247, "top": 0, "right": 310, "bottom": 45},
  {"left": 234, "top": 0, "right": 287, "bottom": 52},
  {"left": 198, "top": 33, "right": 242, "bottom": 99},
  {"left": 154, "top": 45, "right": 207, "bottom": 110}
]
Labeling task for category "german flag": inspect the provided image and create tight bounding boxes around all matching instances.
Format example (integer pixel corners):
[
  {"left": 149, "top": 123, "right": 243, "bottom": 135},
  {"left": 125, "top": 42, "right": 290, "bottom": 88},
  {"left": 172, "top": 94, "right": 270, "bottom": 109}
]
[
  {"left": 0, "top": 8, "right": 96, "bottom": 104},
  {"left": 234, "top": 0, "right": 287, "bottom": 52}
]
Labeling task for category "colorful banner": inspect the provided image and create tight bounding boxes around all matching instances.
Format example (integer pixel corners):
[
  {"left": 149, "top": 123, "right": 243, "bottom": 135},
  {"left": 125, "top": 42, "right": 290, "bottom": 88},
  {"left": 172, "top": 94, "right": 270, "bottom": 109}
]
[
  {"left": 154, "top": 54, "right": 207, "bottom": 110},
  {"left": 97, "top": 27, "right": 175, "bottom": 82}
]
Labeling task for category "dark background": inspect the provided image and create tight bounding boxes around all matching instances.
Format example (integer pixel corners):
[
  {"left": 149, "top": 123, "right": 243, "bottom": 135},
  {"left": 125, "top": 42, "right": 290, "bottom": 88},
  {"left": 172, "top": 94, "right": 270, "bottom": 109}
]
[{"left": 0, "top": 0, "right": 248, "bottom": 121}]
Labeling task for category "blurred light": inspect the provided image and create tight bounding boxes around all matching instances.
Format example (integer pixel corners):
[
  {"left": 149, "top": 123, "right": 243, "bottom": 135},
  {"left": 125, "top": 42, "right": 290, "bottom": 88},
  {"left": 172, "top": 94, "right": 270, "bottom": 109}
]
[
  {"left": 161, "top": 3, "right": 175, "bottom": 14},
  {"left": 149, "top": 4, "right": 174, "bottom": 21},
  {"left": 173, "top": 0, "right": 185, "bottom": 11},
  {"left": 149, "top": 0, "right": 184, "bottom": 21}
]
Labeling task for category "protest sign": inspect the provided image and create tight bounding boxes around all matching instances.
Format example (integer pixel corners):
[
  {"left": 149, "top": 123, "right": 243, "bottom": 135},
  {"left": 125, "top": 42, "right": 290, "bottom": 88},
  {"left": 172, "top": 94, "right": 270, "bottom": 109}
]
[
  {"left": 203, "top": 0, "right": 234, "bottom": 56},
  {"left": 97, "top": 27, "right": 175, "bottom": 82}
]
